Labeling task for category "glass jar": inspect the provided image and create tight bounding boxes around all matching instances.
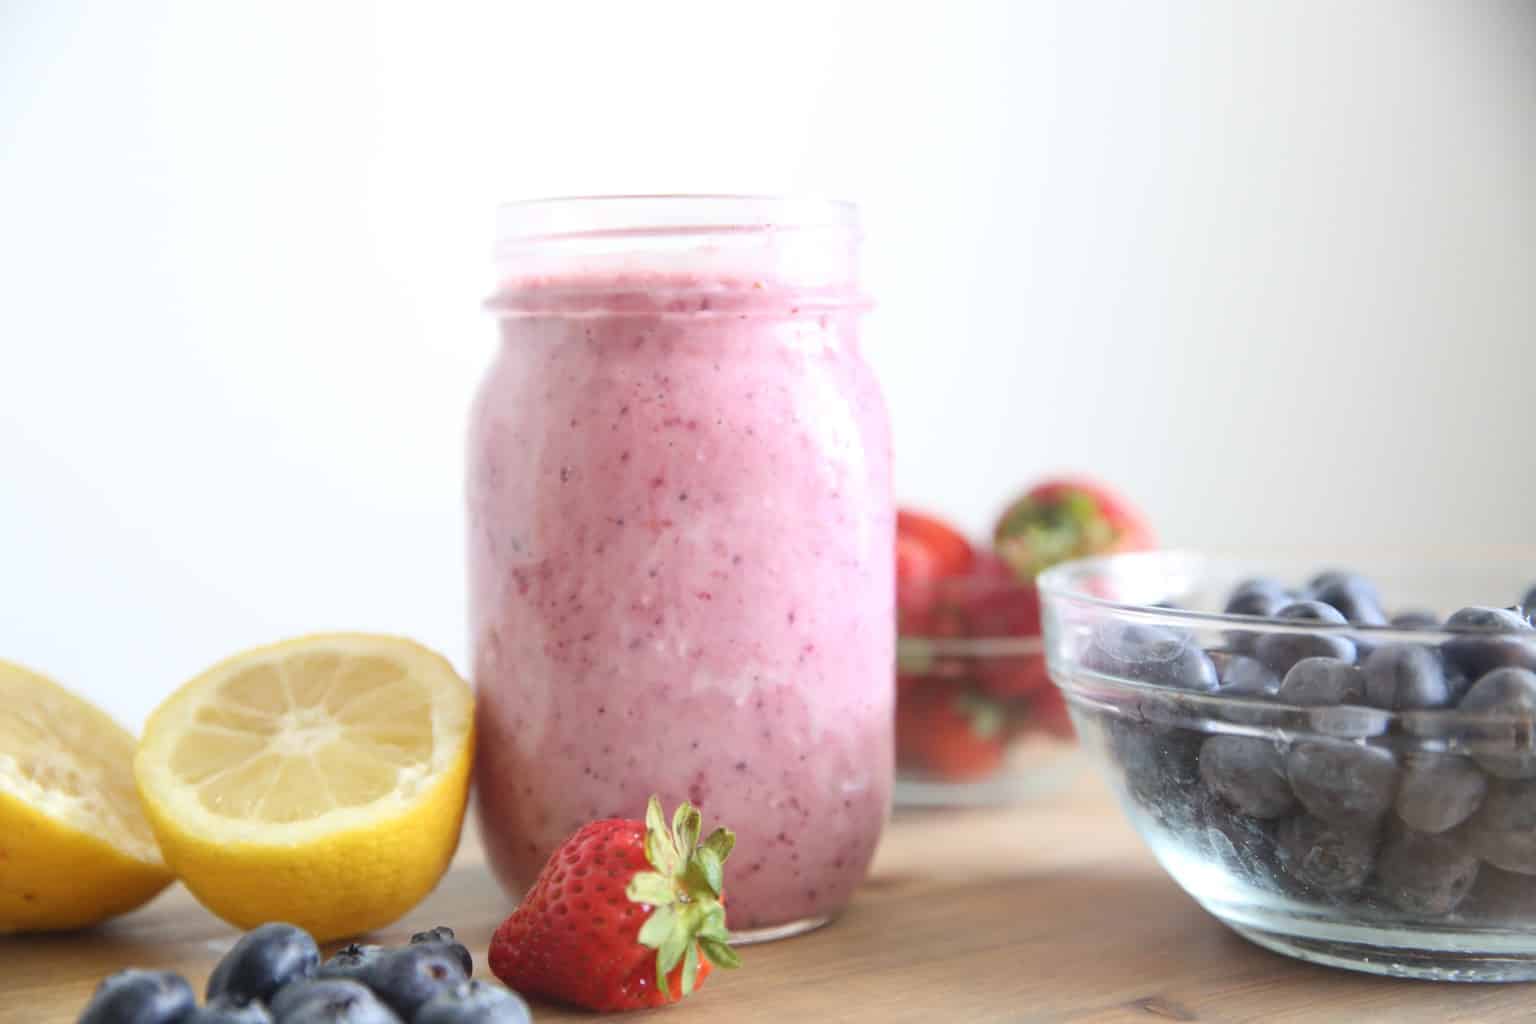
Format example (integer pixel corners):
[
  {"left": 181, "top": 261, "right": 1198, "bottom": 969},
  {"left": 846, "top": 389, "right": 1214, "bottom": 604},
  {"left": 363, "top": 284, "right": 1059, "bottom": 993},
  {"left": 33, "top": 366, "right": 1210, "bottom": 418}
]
[{"left": 467, "top": 196, "right": 893, "bottom": 940}]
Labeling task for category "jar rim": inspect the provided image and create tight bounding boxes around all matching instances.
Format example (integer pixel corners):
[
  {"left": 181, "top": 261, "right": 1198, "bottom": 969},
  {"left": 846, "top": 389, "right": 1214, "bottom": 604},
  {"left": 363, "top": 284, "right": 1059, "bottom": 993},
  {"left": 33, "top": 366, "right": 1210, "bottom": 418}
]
[{"left": 496, "top": 194, "right": 860, "bottom": 246}]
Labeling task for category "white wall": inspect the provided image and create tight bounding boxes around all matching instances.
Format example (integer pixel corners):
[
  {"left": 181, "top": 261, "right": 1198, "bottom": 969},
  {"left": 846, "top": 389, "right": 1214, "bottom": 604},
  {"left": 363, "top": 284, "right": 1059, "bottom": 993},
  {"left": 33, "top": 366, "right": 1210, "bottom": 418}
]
[{"left": 2, "top": 0, "right": 1534, "bottom": 729}]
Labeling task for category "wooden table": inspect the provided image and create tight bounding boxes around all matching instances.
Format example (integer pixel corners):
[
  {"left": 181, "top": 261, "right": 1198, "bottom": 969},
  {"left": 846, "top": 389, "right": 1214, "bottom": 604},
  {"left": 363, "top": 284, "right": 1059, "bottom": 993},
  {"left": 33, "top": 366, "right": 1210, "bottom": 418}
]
[{"left": 7, "top": 766, "right": 1532, "bottom": 1023}]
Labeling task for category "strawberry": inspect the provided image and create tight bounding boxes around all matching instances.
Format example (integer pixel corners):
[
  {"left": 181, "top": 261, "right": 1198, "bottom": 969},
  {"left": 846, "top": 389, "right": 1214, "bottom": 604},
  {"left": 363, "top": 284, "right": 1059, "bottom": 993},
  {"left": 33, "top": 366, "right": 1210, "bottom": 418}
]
[
  {"left": 1029, "top": 684, "right": 1077, "bottom": 740},
  {"left": 897, "top": 509, "right": 975, "bottom": 581},
  {"left": 976, "top": 652, "right": 1053, "bottom": 700},
  {"left": 487, "top": 797, "right": 741, "bottom": 1012},
  {"left": 950, "top": 553, "right": 1042, "bottom": 637},
  {"left": 896, "top": 509, "right": 975, "bottom": 633},
  {"left": 896, "top": 687, "right": 1006, "bottom": 782},
  {"left": 916, "top": 554, "right": 1047, "bottom": 698},
  {"left": 993, "top": 477, "right": 1154, "bottom": 581}
]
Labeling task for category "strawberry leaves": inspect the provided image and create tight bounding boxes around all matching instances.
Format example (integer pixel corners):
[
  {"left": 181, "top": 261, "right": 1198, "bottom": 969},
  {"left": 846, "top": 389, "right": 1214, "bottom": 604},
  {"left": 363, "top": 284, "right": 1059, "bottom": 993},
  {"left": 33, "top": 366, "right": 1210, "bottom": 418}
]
[
  {"left": 697, "top": 909, "right": 740, "bottom": 970},
  {"left": 626, "top": 795, "right": 741, "bottom": 998},
  {"left": 644, "top": 797, "right": 677, "bottom": 877},
  {"left": 626, "top": 871, "right": 675, "bottom": 907},
  {"left": 702, "top": 826, "right": 735, "bottom": 863},
  {"left": 672, "top": 801, "right": 701, "bottom": 862}
]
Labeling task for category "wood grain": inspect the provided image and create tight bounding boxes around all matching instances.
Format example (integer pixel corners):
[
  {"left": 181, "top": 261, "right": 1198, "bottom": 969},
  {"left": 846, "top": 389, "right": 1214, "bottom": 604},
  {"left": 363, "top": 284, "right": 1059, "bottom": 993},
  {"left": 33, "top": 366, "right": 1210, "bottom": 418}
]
[{"left": 4, "top": 767, "right": 1530, "bottom": 1023}]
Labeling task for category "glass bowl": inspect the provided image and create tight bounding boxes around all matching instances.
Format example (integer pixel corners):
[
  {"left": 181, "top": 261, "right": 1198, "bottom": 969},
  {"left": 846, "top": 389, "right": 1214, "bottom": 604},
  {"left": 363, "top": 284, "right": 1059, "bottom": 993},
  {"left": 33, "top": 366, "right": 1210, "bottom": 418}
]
[
  {"left": 895, "top": 574, "right": 1080, "bottom": 807},
  {"left": 1039, "top": 550, "right": 1536, "bottom": 981}
]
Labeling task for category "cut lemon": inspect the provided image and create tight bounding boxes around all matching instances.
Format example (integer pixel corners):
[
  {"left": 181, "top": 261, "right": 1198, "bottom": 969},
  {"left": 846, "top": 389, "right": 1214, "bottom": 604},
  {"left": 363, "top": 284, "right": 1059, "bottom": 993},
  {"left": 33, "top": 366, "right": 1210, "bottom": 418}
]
[
  {"left": 0, "top": 660, "right": 173, "bottom": 932},
  {"left": 133, "top": 634, "right": 474, "bottom": 941}
]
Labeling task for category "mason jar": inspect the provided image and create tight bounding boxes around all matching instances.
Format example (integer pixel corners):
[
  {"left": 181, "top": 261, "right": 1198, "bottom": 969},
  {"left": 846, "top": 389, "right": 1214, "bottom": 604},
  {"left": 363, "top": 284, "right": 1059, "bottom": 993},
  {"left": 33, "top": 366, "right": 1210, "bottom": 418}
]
[{"left": 467, "top": 196, "right": 892, "bottom": 940}]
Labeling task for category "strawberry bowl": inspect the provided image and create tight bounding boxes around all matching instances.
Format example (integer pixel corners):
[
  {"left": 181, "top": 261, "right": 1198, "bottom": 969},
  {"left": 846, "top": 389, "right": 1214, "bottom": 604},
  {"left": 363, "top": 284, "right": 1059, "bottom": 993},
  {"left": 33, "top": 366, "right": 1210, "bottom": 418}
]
[
  {"left": 1040, "top": 549, "right": 1536, "bottom": 981},
  {"left": 891, "top": 482, "right": 1154, "bottom": 807},
  {"left": 894, "top": 571, "right": 1081, "bottom": 807}
]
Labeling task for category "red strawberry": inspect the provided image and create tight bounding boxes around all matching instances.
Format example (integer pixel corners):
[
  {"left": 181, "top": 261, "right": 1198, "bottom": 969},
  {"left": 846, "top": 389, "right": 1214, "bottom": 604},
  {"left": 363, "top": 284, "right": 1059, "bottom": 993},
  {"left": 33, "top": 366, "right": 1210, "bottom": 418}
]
[
  {"left": 949, "top": 553, "right": 1043, "bottom": 637},
  {"left": 976, "top": 652, "right": 1053, "bottom": 700},
  {"left": 993, "top": 477, "right": 1154, "bottom": 581},
  {"left": 896, "top": 687, "right": 1006, "bottom": 782},
  {"left": 897, "top": 509, "right": 975, "bottom": 581},
  {"left": 896, "top": 509, "right": 975, "bottom": 633},
  {"left": 915, "top": 554, "right": 1046, "bottom": 697},
  {"left": 488, "top": 797, "right": 741, "bottom": 1012},
  {"left": 1029, "top": 684, "right": 1077, "bottom": 740}
]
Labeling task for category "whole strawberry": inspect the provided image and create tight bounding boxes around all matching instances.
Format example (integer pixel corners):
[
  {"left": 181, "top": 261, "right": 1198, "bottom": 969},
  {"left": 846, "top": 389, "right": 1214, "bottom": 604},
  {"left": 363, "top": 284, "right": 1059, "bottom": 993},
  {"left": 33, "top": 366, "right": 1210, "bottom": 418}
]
[
  {"left": 488, "top": 796, "right": 740, "bottom": 1012},
  {"left": 896, "top": 687, "right": 1007, "bottom": 782},
  {"left": 993, "top": 477, "right": 1154, "bottom": 581}
]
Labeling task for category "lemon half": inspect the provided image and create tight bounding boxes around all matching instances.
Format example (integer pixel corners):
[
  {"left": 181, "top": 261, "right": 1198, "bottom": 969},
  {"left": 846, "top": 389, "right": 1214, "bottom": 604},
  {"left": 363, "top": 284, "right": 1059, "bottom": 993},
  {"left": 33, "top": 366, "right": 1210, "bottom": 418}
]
[
  {"left": 133, "top": 634, "right": 474, "bottom": 941},
  {"left": 0, "top": 660, "right": 173, "bottom": 932}
]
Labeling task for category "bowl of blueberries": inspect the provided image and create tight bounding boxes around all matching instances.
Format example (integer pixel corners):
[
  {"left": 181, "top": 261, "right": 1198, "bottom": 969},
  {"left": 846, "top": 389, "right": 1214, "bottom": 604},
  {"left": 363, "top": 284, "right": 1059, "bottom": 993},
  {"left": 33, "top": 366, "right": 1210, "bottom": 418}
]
[{"left": 1039, "top": 550, "right": 1536, "bottom": 982}]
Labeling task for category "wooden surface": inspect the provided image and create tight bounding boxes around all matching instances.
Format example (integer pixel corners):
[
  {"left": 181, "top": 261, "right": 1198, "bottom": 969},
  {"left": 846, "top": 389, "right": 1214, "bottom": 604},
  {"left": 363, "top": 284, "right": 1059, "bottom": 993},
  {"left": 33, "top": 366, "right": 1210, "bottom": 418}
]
[{"left": 6, "top": 766, "right": 1534, "bottom": 1023}]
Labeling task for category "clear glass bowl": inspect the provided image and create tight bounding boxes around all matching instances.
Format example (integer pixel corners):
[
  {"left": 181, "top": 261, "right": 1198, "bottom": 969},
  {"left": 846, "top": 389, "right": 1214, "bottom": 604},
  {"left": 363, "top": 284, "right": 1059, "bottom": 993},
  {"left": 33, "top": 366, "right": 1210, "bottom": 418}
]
[
  {"left": 895, "top": 574, "right": 1080, "bottom": 807},
  {"left": 1039, "top": 550, "right": 1536, "bottom": 981}
]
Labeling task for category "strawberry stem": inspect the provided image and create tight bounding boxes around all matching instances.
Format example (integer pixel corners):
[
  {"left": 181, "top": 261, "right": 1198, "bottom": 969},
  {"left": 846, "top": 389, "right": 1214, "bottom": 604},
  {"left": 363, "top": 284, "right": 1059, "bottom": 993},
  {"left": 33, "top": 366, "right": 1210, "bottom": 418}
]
[
  {"left": 994, "top": 489, "right": 1115, "bottom": 579},
  {"left": 627, "top": 795, "right": 741, "bottom": 999}
]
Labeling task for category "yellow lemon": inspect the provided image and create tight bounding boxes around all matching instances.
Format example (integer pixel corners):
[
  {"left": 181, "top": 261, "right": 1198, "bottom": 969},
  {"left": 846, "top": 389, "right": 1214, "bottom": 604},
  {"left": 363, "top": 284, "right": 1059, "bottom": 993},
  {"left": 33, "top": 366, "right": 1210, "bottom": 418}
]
[
  {"left": 133, "top": 634, "right": 474, "bottom": 941},
  {"left": 0, "top": 660, "right": 173, "bottom": 932}
]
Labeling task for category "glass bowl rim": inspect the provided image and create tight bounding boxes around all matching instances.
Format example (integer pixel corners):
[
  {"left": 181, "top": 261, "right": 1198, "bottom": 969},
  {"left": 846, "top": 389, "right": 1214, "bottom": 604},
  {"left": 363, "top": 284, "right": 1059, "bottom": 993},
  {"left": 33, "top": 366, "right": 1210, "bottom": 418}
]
[
  {"left": 1039, "top": 548, "right": 1536, "bottom": 735},
  {"left": 897, "top": 635, "right": 1046, "bottom": 657},
  {"left": 1038, "top": 548, "right": 1535, "bottom": 643}
]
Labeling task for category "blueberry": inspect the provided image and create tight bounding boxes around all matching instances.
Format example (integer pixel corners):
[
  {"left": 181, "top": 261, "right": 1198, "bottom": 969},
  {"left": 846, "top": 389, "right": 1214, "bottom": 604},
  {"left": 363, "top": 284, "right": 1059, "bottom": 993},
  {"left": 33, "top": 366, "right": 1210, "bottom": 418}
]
[
  {"left": 1305, "top": 703, "right": 1390, "bottom": 741},
  {"left": 409, "top": 928, "right": 473, "bottom": 978},
  {"left": 1307, "top": 571, "right": 1387, "bottom": 626},
  {"left": 184, "top": 995, "right": 274, "bottom": 1023},
  {"left": 1362, "top": 644, "right": 1450, "bottom": 710},
  {"left": 1100, "top": 714, "right": 1202, "bottom": 821},
  {"left": 315, "top": 945, "right": 386, "bottom": 983},
  {"left": 1216, "top": 655, "right": 1283, "bottom": 725},
  {"left": 1307, "top": 570, "right": 1382, "bottom": 608},
  {"left": 271, "top": 980, "right": 400, "bottom": 1024},
  {"left": 410, "top": 943, "right": 473, "bottom": 981},
  {"left": 207, "top": 924, "right": 320, "bottom": 1005},
  {"left": 1442, "top": 606, "right": 1536, "bottom": 679},
  {"left": 1222, "top": 580, "right": 1292, "bottom": 654},
  {"left": 1219, "top": 656, "right": 1281, "bottom": 698},
  {"left": 1374, "top": 828, "right": 1480, "bottom": 916},
  {"left": 1444, "top": 664, "right": 1474, "bottom": 704},
  {"left": 1185, "top": 786, "right": 1281, "bottom": 878},
  {"left": 1391, "top": 610, "right": 1440, "bottom": 630},
  {"left": 365, "top": 946, "right": 468, "bottom": 1019},
  {"left": 271, "top": 980, "right": 371, "bottom": 1020},
  {"left": 1083, "top": 622, "right": 1218, "bottom": 691},
  {"left": 1454, "top": 605, "right": 1536, "bottom": 631},
  {"left": 414, "top": 981, "right": 533, "bottom": 1024},
  {"left": 1393, "top": 754, "right": 1487, "bottom": 833},
  {"left": 78, "top": 970, "right": 196, "bottom": 1024},
  {"left": 1466, "top": 778, "right": 1536, "bottom": 874},
  {"left": 409, "top": 926, "right": 456, "bottom": 945},
  {"left": 1459, "top": 864, "right": 1536, "bottom": 923},
  {"left": 1277, "top": 813, "right": 1378, "bottom": 895},
  {"left": 1278, "top": 657, "right": 1366, "bottom": 707},
  {"left": 1224, "top": 578, "right": 1292, "bottom": 618},
  {"left": 1198, "top": 735, "right": 1295, "bottom": 818},
  {"left": 1458, "top": 666, "right": 1536, "bottom": 778},
  {"left": 1256, "top": 601, "right": 1357, "bottom": 675},
  {"left": 1285, "top": 740, "right": 1398, "bottom": 824}
]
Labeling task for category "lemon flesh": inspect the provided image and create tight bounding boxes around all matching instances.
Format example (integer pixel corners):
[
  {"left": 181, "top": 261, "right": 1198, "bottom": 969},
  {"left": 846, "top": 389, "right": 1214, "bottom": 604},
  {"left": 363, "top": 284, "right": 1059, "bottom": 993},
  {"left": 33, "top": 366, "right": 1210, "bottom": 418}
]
[
  {"left": 133, "top": 634, "right": 474, "bottom": 941},
  {"left": 0, "top": 660, "right": 173, "bottom": 932}
]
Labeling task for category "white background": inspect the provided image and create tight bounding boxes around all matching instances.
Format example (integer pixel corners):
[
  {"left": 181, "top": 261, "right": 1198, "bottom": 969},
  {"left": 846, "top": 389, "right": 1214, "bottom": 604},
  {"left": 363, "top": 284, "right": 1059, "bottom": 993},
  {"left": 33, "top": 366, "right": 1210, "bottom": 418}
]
[{"left": 2, "top": 1, "right": 1534, "bottom": 729}]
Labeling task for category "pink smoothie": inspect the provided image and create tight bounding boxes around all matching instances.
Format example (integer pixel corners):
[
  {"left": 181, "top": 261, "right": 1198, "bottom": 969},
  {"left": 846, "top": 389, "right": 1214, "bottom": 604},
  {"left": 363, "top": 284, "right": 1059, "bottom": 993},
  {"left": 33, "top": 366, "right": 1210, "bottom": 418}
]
[{"left": 468, "top": 271, "right": 893, "bottom": 932}]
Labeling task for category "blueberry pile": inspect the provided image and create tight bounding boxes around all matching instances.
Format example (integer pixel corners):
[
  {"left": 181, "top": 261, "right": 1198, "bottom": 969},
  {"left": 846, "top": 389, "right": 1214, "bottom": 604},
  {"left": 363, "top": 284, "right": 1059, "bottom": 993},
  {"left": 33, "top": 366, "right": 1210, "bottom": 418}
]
[
  {"left": 1089, "top": 570, "right": 1536, "bottom": 921},
  {"left": 77, "top": 923, "right": 531, "bottom": 1023}
]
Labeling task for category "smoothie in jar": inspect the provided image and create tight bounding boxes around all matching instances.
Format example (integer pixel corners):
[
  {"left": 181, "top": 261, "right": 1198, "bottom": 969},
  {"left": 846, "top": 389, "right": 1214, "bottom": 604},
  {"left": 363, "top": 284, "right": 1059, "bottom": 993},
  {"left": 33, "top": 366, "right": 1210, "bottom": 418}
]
[{"left": 468, "top": 197, "right": 892, "bottom": 938}]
